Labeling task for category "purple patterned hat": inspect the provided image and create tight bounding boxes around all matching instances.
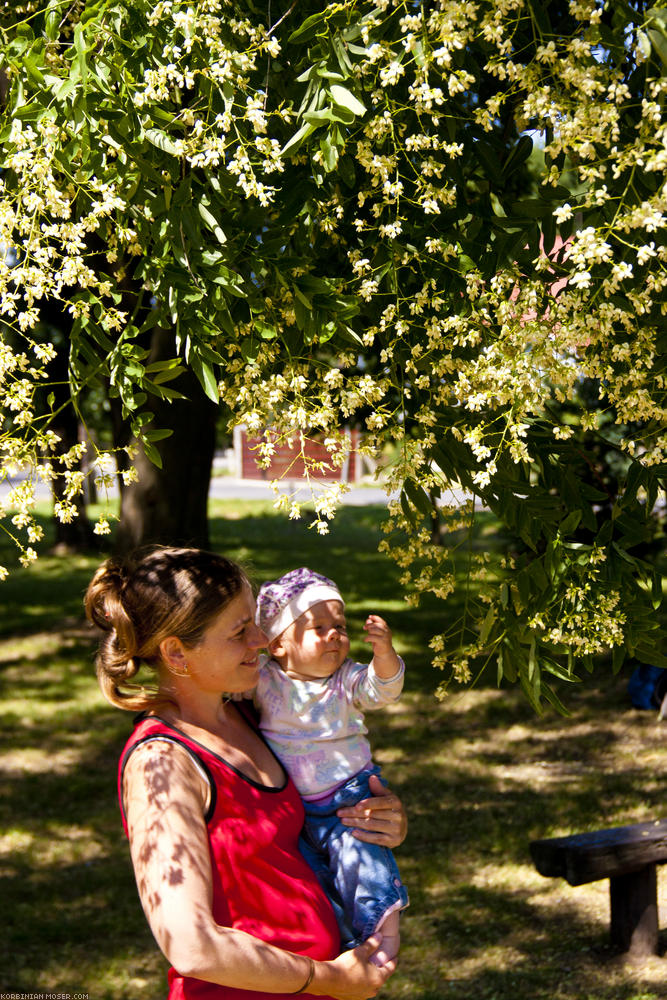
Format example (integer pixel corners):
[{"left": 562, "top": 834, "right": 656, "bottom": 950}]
[{"left": 256, "top": 567, "right": 344, "bottom": 641}]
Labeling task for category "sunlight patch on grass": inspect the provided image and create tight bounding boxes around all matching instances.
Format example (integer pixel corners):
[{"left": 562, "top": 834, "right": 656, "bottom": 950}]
[
  {"left": 470, "top": 861, "right": 547, "bottom": 894},
  {"left": 20, "top": 825, "right": 109, "bottom": 867},
  {"left": 0, "top": 828, "right": 34, "bottom": 856},
  {"left": 0, "top": 745, "right": 86, "bottom": 775},
  {"left": 443, "top": 942, "right": 530, "bottom": 978},
  {"left": 0, "top": 628, "right": 87, "bottom": 662},
  {"left": 436, "top": 686, "right": 508, "bottom": 715}
]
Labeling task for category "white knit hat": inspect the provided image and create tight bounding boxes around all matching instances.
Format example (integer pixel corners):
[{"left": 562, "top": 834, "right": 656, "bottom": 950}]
[{"left": 256, "top": 567, "right": 344, "bottom": 641}]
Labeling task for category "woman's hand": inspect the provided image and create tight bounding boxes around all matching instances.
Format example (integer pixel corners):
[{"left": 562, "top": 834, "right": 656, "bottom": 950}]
[
  {"left": 316, "top": 936, "right": 396, "bottom": 999},
  {"left": 337, "top": 775, "right": 407, "bottom": 847}
]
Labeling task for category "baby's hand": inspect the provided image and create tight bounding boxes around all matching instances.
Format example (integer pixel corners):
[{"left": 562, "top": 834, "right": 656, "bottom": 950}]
[
  {"left": 364, "top": 616, "right": 401, "bottom": 680},
  {"left": 363, "top": 614, "right": 395, "bottom": 657}
]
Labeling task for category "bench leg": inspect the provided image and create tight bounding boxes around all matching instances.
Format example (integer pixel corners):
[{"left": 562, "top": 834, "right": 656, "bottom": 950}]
[{"left": 609, "top": 864, "right": 659, "bottom": 956}]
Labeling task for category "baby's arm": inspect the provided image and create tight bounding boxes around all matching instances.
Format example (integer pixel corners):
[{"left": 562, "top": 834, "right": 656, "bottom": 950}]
[{"left": 364, "top": 614, "right": 401, "bottom": 679}]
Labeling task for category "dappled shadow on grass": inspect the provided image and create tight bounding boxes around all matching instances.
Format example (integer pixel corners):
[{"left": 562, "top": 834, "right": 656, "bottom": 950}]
[
  {"left": 0, "top": 712, "right": 159, "bottom": 992},
  {"left": 401, "top": 872, "right": 666, "bottom": 1000},
  {"left": 370, "top": 682, "right": 666, "bottom": 999}
]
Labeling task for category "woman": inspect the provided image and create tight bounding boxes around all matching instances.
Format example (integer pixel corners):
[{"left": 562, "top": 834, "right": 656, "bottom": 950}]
[{"left": 85, "top": 546, "right": 407, "bottom": 999}]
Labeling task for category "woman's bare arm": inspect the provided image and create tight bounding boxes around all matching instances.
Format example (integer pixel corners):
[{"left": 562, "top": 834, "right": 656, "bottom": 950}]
[{"left": 124, "top": 740, "right": 395, "bottom": 998}]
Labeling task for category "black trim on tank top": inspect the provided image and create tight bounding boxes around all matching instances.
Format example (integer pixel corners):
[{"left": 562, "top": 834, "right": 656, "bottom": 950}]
[
  {"left": 125, "top": 703, "right": 289, "bottom": 798},
  {"left": 150, "top": 706, "right": 289, "bottom": 793}
]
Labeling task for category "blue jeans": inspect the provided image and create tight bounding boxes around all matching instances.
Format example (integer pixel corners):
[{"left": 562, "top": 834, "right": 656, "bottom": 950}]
[{"left": 299, "top": 766, "right": 409, "bottom": 948}]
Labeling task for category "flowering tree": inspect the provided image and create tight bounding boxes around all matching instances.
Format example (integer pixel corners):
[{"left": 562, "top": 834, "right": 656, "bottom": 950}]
[{"left": 1, "top": 0, "right": 665, "bottom": 707}]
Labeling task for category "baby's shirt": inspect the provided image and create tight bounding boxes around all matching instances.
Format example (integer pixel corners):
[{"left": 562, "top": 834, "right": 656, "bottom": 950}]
[{"left": 255, "top": 655, "right": 405, "bottom": 800}]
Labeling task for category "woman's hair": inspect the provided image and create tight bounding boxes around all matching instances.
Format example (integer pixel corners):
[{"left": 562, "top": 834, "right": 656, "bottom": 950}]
[{"left": 85, "top": 546, "right": 248, "bottom": 711}]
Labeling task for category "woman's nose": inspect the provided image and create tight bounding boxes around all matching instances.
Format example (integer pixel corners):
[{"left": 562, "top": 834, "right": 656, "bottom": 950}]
[{"left": 248, "top": 624, "right": 268, "bottom": 648}]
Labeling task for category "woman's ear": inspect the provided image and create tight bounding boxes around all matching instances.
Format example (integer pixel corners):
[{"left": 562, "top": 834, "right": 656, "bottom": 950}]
[{"left": 159, "top": 635, "right": 189, "bottom": 675}]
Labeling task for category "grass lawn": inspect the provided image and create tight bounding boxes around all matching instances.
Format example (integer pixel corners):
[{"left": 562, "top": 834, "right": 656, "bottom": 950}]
[{"left": 0, "top": 500, "right": 665, "bottom": 999}]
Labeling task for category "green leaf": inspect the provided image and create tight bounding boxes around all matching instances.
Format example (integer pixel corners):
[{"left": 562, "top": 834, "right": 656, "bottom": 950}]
[
  {"left": 502, "top": 134, "right": 533, "bottom": 180},
  {"left": 400, "top": 490, "right": 417, "bottom": 527},
  {"left": 144, "top": 428, "right": 173, "bottom": 442},
  {"left": 620, "top": 460, "right": 645, "bottom": 507},
  {"left": 329, "top": 84, "right": 366, "bottom": 117},
  {"left": 74, "top": 23, "right": 88, "bottom": 87},
  {"left": 201, "top": 250, "right": 225, "bottom": 266},
  {"left": 142, "top": 439, "right": 163, "bottom": 468},
  {"left": 647, "top": 27, "right": 667, "bottom": 67},
  {"left": 282, "top": 121, "right": 317, "bottom": 157},
  {"left": 559, "top": 509, "right": 582, "bottom": 535},
  {"left": 520, "top": 672, "right": 543, "bottom": 715},
  {"left": 293, "top": 286, "right": 312, "bottom": 309},
  {"left": 190, "top": 354, "right": 219, "bottom": 403},
  {"left": 23, "top": 55, "right": 46, "bottom": 87},
  {"left": 212, "top": 266, "right": 244, "bottom": 296},
  {"left": 479, "top": 604, "right": 497, "bottom": 645},
  {"left": 542, "top": 657, "right": 578, "bottom": 682},
  {"left": 612, "top": 643, "right": 626, "bottom": 675},
  {"left": 612, "top": 541, "right": 638, "bottom": 566},
  {"left": 320, "top": 134, "right": 339, "bottom": 172},
  {"left": 304, "top": 108, "right": 337, "bottom": 126},
  {"left": 145, "top": 128, "right": 182, "bottom": 157},
  {"left": 338, "top": 155, "right": 356, "bottom": 188},
  {"left": 338, "top": 325, "right": 364, "bottom": 347},
  {"left": 288, "top": 10, "right": 328, "bottom": 42},
  {"left": 198, "top": 203, "right": 227, "bottom": 244},
  {"left": 634, "top": 644, "right": 667, "bottom": 669},
  {"left": 12, "top": 101, "right": 47, "bottom": 122},
  {"left": 528, "top": 636, "right": 537, "bottom": 680},
  {"left": 502, "top": 644, "right": 517, "bottom": 683},
  {"left": 45, "top": 0, "right": 60, "bottom": 41},
  {"left": 652, "top": 570, "right": 663, "bottom": 610},
  {"left": 404, "top": 478, "right": 433, "bottom": 517},
  {"left": 517, "top": 201, "right": 555, "bottom": 221},
  {"left": 648, "top": 6, "right": 667, "bottom": 27},
  {"left": 541, "top": 683, "right": 572, "bottom": 717},
  {"left": 255, "top": 320, "right": 277, "bottom": 340}
]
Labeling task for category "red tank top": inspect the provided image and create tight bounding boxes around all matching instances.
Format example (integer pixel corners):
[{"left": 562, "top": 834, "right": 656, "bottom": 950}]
[{"left": 118, "top": 710, "right": 340, "bottom": 1000}]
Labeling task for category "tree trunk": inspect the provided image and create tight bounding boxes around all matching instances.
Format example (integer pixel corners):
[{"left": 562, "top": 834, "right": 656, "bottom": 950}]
[
  {"left": 113, "top": 328, "right": 218, "bottom": 553},
  {"left": 40, "top": 304, "right": 95, "bottom": 553}
]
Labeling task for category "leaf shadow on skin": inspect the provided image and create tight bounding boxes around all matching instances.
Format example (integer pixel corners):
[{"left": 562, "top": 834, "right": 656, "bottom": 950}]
[{"left": 127, "top": 741, "right": 219, "bottom": 967}]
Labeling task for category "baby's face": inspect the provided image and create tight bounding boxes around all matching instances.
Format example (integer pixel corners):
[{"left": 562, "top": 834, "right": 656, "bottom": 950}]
[{"left": 275, "top": 599, "right": 350, "bottom": 681}]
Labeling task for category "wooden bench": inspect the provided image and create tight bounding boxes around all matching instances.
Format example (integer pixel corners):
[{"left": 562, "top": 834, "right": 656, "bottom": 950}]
[{"left": 530, "top": 819, "right": 667, "bottom": 956}]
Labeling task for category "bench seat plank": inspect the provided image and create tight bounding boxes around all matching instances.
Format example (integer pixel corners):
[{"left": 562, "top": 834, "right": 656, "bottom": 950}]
[{"left": 530, "top": 819, "right": 667, "bottom": 886}]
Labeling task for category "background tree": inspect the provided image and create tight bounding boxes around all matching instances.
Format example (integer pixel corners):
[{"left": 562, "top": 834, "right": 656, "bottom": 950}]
[{"left": 1, "top": 0, "right": 665, "bottom": 706}]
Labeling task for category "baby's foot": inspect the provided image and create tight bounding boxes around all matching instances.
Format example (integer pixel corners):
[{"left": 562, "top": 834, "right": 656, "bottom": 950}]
[
  {"left": 369, "top": 910, "right": 400, "bottom": 966},
  {"left": 370, "top": 933, "right": 399, "bottom": 966}
]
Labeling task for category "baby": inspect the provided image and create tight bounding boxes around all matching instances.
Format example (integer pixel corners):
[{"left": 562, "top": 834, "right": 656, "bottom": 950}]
[{"left": 254, "top": 567, "right": 408, "bottom": 966}]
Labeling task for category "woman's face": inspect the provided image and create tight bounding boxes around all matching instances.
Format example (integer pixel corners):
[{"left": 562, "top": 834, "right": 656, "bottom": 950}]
[{"left": 185, "top": 585, "right": 266, "bottom": 693}]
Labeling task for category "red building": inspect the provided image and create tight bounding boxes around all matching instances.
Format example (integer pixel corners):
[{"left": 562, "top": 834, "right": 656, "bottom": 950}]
[{"left": 234, "top": 427, "right": 362, "bottom": 482}]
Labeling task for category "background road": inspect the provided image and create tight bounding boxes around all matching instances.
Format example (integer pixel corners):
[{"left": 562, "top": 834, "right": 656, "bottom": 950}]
[{"left": 0, "top": 470, "right": 397, "bottom": 506}]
